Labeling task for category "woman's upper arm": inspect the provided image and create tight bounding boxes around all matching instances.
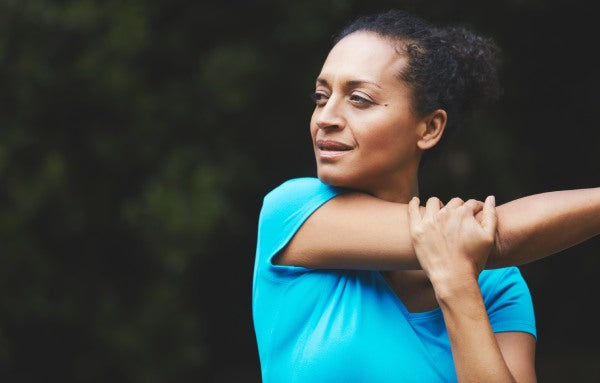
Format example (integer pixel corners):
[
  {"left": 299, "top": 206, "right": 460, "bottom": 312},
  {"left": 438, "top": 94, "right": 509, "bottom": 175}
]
[
  {"left": 496, "top": 331, "right": 537, "bottom": 383},
  {"left": 276, "top": 192, "right": 420, "bottom": 270}
]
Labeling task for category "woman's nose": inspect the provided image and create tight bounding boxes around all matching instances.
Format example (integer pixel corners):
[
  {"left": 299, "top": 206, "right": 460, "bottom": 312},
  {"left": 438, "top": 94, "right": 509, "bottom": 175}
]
[{"left": 315, "top": 97, "right": 345, "bottom": 130}]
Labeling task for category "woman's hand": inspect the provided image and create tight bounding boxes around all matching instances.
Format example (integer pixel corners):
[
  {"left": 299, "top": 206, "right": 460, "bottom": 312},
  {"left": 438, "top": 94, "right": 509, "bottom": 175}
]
[
  {"left": 408, "top": 198, "right": 531, "bottom": 382},
  {"left": 407, "top": 195, "right": 498, "bottom": 288}
]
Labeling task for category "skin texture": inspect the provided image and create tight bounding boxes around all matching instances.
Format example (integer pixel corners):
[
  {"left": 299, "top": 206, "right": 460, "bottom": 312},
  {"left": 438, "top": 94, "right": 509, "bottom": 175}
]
[{"left": 275, "top": 31, "right": 600, "bottom": 382}]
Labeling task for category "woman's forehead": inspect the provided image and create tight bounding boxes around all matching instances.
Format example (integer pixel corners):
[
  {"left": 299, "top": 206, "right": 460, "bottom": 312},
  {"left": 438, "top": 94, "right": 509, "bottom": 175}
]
[{"left": 318, "top": 32, "right": 406, "bottom": 86}]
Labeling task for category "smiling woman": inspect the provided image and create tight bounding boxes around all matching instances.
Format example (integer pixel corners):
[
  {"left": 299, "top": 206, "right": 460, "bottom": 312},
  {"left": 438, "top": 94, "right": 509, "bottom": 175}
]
[
  {"left": 310, "top": 31, "right": 425, "bottom": 200},
  {"left": 252, "top": 9, "right": 600, "bottom": 383}
]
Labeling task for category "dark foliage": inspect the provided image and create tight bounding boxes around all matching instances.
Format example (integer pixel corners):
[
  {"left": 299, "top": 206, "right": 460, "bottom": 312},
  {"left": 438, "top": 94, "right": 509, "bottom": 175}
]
[{"left": 0, "top": 1, "right": 598, "bottom": 382}]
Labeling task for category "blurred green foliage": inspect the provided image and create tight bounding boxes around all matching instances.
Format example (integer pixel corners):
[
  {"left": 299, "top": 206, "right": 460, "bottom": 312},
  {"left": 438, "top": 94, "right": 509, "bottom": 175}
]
[{"left": 0, "top": 0, "right": 598, "bottom": 382}]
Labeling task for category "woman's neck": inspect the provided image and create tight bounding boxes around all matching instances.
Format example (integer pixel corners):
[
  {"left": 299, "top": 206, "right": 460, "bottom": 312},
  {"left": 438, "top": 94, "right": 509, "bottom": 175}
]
[{"left": 369, "top": 173, "right": 419, "bottom": 204}]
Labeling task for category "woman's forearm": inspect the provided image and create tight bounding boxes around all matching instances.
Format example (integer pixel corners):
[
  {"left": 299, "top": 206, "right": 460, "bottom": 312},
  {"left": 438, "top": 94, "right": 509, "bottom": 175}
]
[
  {"left": 437, "top": 281, "right": 517, "bottom": 382},
  {"left": 488, "top": 187, "right": 600, "bottom": 268},
  {"left": 279, "top": 188, "right": 600, "bottom": 270}
]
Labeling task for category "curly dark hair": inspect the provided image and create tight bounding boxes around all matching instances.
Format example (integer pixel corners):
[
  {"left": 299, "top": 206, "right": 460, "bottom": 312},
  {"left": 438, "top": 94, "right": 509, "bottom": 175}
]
[{"left": 334, "top": 9, "right": 502, "bottom": 143}]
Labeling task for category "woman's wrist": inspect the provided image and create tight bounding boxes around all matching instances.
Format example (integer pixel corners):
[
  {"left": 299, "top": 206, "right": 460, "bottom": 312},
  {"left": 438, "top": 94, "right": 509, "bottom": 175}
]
[{"left": 430, "top": 271, "right": 480, "bottom": 305}]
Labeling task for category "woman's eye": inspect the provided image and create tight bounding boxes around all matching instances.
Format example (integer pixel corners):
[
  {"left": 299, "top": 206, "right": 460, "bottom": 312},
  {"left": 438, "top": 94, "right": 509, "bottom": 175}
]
[
  {"left": 350, "top": 94, "right": 373, "bottom": 105},
  {"left": 310, "top": 92, "right": 328, "bottom": 106}
]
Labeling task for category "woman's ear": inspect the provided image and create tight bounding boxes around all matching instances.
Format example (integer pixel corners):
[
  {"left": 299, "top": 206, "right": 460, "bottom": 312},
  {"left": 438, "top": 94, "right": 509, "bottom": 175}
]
[{"left": 417, "top": 109, "right": 447, "bottom": 150}]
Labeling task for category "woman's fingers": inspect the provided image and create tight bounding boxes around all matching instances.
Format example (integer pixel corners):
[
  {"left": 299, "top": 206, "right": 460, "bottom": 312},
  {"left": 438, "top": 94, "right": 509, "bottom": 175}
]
[
  {"left": 408, "top": 196, "right": 422, "bottom": 226},
  {"left": 463, "top": 199, "right": 484, "bottom": 215},
  {"left": 481, "top": 195, "right": 498, "bottom": 236},
  {"left": 445, "top": 197, "right": 464, "bottom": 209},
  {"left": 425, "top": 196, "right": 442, "bottom": 217},
  {"left": 461, "top": 198, "right": 496, "bottom": 236}
]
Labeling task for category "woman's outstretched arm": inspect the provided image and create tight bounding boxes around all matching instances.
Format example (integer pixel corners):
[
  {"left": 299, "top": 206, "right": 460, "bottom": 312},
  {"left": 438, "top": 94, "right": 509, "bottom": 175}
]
[{"left": 276, "top": 187, "right": 600, "bottom": 270}]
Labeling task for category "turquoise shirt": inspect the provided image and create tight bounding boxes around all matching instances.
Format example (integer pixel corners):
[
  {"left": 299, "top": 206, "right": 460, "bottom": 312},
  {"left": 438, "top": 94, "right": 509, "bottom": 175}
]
[{"left": 252, "top": 177, "right": 536, "bottom": 383}]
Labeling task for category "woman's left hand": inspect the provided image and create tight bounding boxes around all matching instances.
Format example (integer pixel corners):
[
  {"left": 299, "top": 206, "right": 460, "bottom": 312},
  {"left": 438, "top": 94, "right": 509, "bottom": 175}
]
[{"left": 407, "top": 195, "right": 498, "bottom": 285}]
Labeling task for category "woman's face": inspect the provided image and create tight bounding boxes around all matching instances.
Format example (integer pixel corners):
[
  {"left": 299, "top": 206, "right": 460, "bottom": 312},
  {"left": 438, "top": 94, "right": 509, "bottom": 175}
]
[{"left": 310, "top": 32, "right": 425, "bottom": 198}]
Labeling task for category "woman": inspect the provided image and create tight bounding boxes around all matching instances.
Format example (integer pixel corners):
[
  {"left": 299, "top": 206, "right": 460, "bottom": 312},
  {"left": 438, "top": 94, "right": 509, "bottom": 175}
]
[{"left": 252, "top": 9, "right": 600, "bottom": 382}]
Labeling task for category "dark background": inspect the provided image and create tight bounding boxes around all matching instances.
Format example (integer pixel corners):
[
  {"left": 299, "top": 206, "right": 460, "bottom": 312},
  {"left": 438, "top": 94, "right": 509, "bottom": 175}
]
[{"left": 0, "top": 0, "right": 598, "bottom": 382}]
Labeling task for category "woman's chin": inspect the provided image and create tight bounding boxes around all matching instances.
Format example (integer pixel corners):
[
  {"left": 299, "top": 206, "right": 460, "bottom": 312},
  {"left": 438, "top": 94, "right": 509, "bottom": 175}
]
[
  {"left": 316, "top": 170, "right": 342, "bottom": 186},
  {"left": 317, "top": 170, "right": 359, "bottom": 189}
]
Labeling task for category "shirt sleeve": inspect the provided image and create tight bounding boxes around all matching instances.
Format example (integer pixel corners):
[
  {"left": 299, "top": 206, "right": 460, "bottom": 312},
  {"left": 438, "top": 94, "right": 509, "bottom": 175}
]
[
  {"left": 255, "top": 177, "right": 347, "bottom": 279},
  {"left": 480, "top": 267, "right": 537, "bottom": 339}
]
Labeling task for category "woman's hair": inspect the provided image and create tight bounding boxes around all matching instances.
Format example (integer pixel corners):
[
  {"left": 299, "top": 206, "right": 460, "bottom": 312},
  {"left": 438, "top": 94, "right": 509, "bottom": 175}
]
[{"left": 334, "top": 9, "right": 501, "bottom": 146}]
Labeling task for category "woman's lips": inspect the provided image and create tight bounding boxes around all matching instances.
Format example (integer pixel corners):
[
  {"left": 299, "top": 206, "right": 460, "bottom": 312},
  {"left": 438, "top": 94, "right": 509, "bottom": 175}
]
[{"left": 316, "top": 139, "right": 353, "bottom": 158}]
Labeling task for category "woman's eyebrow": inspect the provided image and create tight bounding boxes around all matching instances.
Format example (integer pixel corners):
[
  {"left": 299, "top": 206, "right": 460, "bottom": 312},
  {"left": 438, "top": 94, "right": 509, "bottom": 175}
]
[
  {"left": 316, "top": 77, "right": 382, "bottom": 89},
  {"left": 346, "top": 79, "right": 382, "bottom": 89},
  {"left": 316, "top": 78, "right": 330, "bottom": 87}
]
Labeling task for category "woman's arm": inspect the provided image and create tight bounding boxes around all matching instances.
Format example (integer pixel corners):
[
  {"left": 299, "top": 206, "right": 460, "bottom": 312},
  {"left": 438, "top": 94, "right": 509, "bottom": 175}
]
[
  {"left": 489, "top": 188, "right": 600, "bottom": 268},
  {"left": 276, "top": 187, "right": 600, "bottom": 270},
  {"left": 407, "top": 196, "right": 536, "bottom": 382},
  {"left": 434, "top": 282, "right": 536, "bottom": 382},
  {"left": 277, "top": 191, "right": 418, "bottom": 269}
]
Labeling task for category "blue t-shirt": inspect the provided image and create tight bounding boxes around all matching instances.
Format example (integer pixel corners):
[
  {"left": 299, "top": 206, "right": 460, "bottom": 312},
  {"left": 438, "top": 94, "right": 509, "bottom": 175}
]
[{"left": 252, "top": 177, "right": 536, "bottom": 383}]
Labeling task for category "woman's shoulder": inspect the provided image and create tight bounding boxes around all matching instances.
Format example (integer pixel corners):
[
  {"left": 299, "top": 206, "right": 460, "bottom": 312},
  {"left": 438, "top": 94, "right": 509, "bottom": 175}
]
[
  {"left": 255, "top": 177, "right": 348, "bottom": 274},
  {"left": 259, "top": 176, "right": 347, "bottom": 228},
  {"left": 265, "top": 177, "right": 326, "bottom": 197},
  {"left": 479, "top": 267, "right": 536, "bottom": 337},
  {"left": 479, "top": 266, "right": 531, "bottom": 303},
  {"left": 480, "top": 266, "right": 523, "bottom": 281},
  {"left": 263, "top": 177, "right": 343, "bottom": 206}
]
